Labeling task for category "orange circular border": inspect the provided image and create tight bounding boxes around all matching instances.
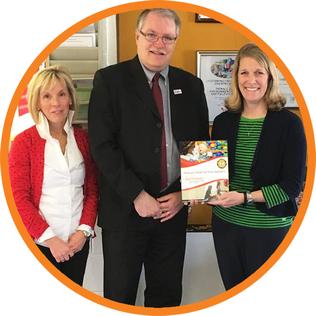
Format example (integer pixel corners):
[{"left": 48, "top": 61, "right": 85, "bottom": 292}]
[{"left": 1, "top": 1, "right": 315, "bottom": 315}]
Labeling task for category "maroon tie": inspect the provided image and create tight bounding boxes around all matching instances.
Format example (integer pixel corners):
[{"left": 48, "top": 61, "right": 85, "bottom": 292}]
[{"left": 152, "top": 72, "right": 168, "bottom": 190}]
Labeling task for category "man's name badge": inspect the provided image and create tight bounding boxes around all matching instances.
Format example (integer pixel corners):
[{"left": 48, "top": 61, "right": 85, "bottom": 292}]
[{"left": 173, "top": 89, "right": 182, "bottom": 95}]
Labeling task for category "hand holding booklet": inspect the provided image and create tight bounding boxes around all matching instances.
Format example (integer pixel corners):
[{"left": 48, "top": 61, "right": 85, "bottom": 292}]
[{"left": 179, "top": 140, "right": 229, "bottom": 202}]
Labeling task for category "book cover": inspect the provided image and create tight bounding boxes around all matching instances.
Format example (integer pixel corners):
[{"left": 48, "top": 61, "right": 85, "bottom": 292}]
[{"left": 180, "top": 140, "right": 229, "bottom": 201}]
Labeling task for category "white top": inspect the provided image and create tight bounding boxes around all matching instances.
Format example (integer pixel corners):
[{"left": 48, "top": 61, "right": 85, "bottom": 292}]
[{"left": 35, "top": 111, "right": 92, "bottom": 245}]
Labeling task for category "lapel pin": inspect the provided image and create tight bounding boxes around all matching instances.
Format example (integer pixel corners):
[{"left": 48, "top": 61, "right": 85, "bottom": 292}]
[{"left": 173, "top": 89, "right": 182, "bottom": 95}]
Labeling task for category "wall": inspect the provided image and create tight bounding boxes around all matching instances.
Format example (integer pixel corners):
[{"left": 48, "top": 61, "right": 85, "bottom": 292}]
[{"left": 118, "top": 10, "right": 249, "bottom": 74}]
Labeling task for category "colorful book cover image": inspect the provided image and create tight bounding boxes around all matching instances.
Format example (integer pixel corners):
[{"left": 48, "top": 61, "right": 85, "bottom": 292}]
[{"left": 180, "top": 140, "right": 229, "bottom": 201}]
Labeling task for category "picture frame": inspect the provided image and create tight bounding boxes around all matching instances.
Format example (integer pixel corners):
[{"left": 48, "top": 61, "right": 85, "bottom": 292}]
[
  {"left": 195, "top": 14, "right": 220, "bottom": 23},
  {"left": 197, "top": 50, "right": 298, "bottom": 124},
  {"left": 276, "top": 69, "right": 298, "bottom": 109},
  {"left": 197, "top": 50, "right": 237, "bottom": 123}
]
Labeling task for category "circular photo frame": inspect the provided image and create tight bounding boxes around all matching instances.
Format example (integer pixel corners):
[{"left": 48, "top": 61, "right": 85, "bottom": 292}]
[{"left": 1, "top": 1, "right": 315, "bottom": 315}]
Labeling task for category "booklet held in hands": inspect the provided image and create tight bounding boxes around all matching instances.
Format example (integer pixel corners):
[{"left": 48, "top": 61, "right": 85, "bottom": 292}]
[{"left": 180, "top": 140, "right": 229, "bottom": 202}]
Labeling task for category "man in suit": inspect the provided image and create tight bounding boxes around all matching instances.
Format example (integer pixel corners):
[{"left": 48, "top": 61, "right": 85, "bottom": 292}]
[{"left": 88, "top": 8, "right": 209, "bottom": 307}]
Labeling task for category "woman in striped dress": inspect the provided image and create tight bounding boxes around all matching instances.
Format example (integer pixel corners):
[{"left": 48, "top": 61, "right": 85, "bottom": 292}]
[{"left": 208, "top": 43, "right": 306, "bottom": 290}]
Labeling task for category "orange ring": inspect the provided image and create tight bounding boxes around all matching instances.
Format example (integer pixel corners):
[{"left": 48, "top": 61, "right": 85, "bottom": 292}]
[{"left": 1, "top": 1, "right": 315, "bottom": 315}]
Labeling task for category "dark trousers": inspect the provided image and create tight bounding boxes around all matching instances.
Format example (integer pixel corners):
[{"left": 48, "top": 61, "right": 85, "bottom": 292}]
[
  {"left": 37, "top": 241, "right": 89, "bottom": 286},
  {"left": 102, "top": 210, "right": 187, "bottom": 307},
  {"left": 212, "top": 214, "right": 290, "bottom": 290}
]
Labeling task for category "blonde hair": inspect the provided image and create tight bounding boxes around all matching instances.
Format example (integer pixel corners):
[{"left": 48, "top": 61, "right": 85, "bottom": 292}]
[
  {"left": 27, "top": 65, "right": 77, "bottom": 124},
  {"left": 225, "top": 43, "right": 286, "bottom": 112}
]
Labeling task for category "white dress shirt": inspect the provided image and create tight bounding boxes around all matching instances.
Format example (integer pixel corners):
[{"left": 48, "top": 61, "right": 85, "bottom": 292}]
[
  {"left": 35, "top": 111, "right": 92, "bottom": 246},
  {"left": 141, "top": 64, "right": 180, "bottom": 190}
]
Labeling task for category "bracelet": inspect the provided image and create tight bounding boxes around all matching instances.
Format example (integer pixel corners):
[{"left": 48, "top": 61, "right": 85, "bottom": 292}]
[
  {"left": 243, "top": 192, "right": 247, "bottom": 205},
  {"left": 243, "top": 191, "right": 254, "bottom": 205},
  {"left": 76, "top": 228, "right": 93, "bottom": 239}
]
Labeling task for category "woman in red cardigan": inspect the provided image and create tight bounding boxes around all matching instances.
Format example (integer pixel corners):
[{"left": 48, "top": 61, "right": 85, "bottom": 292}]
[{"left": 9, "top": 66, "right": 98, "bottom": 286}]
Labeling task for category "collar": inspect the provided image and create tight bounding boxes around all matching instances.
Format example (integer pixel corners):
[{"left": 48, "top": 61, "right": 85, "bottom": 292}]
[
  {"left": 140, "top": 62, "right": 169, "bottom": 83},
  {"left": 36, "top": 110, "right": 74, "bottom": 140}
]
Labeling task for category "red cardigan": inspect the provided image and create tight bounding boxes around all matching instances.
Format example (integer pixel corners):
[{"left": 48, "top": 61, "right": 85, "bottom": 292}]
[{"left": 9, "top": 126, "right": 98, "bottom": 240}]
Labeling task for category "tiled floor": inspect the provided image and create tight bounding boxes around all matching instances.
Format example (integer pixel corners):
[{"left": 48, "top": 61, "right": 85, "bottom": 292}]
[{"left": 83, "top": 227, "right": 225, "bottom": 305}]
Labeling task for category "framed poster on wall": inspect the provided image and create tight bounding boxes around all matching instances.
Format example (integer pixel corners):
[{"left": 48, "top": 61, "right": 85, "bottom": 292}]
[
  {"left": 197, "top": 51, "right": 237, "bottom": 123},
  {"left": 197, "top": 50, "right": 298, "bottom": 124},
  {"left": 277, "top": 69, "right": 298, "bottom": 108},
  {"left": 195, "top": 14, "right": 220, "bottom": 23}
]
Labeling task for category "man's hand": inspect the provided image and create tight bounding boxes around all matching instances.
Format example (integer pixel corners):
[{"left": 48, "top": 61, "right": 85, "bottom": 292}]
[
  {"left": 45, "top": 236, "right": 74, "bottom": 263},
  {"left": 133, "top": 190, "right": 161, "bottom": 218},
  {"left": 156, "top": 191, "right": 184, "bottom": 222}
]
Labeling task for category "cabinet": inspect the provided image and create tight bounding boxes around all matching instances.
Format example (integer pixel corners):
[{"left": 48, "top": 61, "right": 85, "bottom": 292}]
[{"left": 45, "top": 16, "right": 117, "bottom": 125}]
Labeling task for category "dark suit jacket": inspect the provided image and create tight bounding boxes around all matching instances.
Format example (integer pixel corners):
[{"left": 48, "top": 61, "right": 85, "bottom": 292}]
[
  {"left": 211, "top": 109, "right": 307, "bottom": 217},
  {"left": 88, "top": 56, "right": 210, "bottom": 230}
]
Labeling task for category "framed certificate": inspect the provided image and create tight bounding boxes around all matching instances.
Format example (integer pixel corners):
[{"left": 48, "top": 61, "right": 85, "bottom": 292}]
[
  {"left": 195, "top": 14, "right": 220, "bottom": 23},
  {"left": 277, "top": 69, "right": 298, "bottom": 108},
  {"left": 197, "top": 50, "right": 298, "bottom": 124},
  {"left": 197, "top": 51, "right": 237, "bottom": 123}
]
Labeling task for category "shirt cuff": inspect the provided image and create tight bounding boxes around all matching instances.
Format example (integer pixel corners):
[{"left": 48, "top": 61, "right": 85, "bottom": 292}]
[
  {"left": 36, "top": 227, "right": 56, "bottom": 243},
  {"left": 77, "top": 224, "right": 94, "bottom": 237},
  {"left": 262, "top": 184, "right": 289, "bottom": 209}
]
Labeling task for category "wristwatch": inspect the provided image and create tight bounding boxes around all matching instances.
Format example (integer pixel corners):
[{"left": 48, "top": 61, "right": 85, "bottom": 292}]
[
  {"left": 77, "top": 228, "right": 93, "bottom": 239},
  {"left": 245, "top": 191, "right": 254, "bottom": 204}
]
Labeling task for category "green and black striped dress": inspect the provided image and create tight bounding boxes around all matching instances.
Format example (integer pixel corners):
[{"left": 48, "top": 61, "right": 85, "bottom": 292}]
[{"left": 213, "top": 116, "right": 293, "bottom": 228}]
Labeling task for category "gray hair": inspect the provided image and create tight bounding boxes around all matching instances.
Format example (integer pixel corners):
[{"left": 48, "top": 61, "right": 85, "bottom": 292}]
[{"left": 136, "top": 8, "right": 181, "bottom": 36}]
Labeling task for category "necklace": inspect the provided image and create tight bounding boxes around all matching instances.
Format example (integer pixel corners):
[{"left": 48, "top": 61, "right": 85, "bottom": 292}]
[{"left": 246, "top": 123, "right": 257, "bottom": 137}]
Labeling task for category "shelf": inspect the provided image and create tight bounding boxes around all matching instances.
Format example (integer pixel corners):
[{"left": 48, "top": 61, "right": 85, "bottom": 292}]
[
  {"left": 73, "top": 120, "right": 88, "bottom": 124},
  {"left": 72, "top": 74, "right": 95, "bottom": 80},
  {"left": 47, "top": 29, "right": 97, "bottom": 125},
  {"left": 50, "top": 47, "right": 98, "bottom": 60},
  {"left": 45, "top": 17, "right": 118, "bottom": 128},
  {"left": 49, "top": 60, "right": 98, "bottom": 74}
]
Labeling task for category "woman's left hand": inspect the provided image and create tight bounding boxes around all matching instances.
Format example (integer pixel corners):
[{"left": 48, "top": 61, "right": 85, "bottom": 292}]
[
  {"left": 207, "top": 191, "right": 244, "bottom": 208},
  {"left": 68, "top": 231, "right": 87, "bottom": 253}
]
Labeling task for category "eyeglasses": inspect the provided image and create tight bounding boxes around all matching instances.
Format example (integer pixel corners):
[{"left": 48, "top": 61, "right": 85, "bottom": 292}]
[{"left": 138, "top": 30, "right": 177, "bottom": 45}]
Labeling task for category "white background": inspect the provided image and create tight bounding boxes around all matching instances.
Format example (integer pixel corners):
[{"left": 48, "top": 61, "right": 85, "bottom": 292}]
[{"left": 0, "top": 0, "right": 315, "bottom": 315}]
